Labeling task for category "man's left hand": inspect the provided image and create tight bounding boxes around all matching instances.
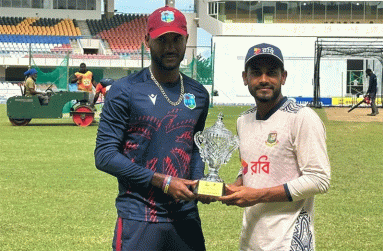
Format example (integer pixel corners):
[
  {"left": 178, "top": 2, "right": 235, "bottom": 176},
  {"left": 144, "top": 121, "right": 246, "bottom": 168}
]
[{"left": 196, "top": 194, "right": 218, "bottom": 204}]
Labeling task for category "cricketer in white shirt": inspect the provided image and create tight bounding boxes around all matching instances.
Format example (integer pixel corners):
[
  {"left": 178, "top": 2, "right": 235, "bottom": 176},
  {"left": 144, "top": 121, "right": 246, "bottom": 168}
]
[
  {"left": 236, "top": 98, "right": 330, "bottom": 251},
  {"left": 219, "top": 43, "right": 331, "bottom": 251}
]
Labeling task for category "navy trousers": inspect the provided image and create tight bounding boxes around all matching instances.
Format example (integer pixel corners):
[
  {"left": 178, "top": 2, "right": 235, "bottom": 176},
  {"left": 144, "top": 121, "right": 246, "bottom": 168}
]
[{"left": 112, "top": 217, "right": 206, "bottom": 251}]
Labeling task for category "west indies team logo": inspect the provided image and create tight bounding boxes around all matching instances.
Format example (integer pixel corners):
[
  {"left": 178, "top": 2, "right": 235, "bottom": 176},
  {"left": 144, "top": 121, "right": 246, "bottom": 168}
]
[
  {"left": 183, "top": 93, "right": 196, "bottom": 109},
  {"left": 161, "top": 11, "right": 175, "bottom": 23},
  {"left": 265, "top": 131, "right": 279, "bottom": 146}
]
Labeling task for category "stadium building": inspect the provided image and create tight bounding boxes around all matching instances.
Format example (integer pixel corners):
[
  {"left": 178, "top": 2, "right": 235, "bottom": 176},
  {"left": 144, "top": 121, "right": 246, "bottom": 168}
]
[
  {"left": 0, "top": 0, "right": 198, "bottom": 103},
  {"left": 196, "top": 0, "right": 383, "bottom": 106},
  {"left": 1, "top": 0, "right": 383, "bottom": 107}
]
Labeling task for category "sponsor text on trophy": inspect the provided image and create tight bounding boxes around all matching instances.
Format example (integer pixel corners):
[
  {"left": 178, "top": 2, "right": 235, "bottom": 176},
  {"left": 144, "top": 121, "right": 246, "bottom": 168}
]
[{"left": 194, "top": 112, "right": 239, "bottom": 197}]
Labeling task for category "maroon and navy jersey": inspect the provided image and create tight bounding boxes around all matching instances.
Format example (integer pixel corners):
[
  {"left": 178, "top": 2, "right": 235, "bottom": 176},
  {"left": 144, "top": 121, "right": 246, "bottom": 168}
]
[{"left": 95, "top": 68, "right": 210, "bottom": 222}]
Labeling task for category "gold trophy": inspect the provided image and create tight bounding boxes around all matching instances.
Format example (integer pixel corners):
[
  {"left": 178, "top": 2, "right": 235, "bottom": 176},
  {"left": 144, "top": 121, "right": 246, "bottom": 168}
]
[{"left": 194, "top": 112, "right": 239, "bottom": 197}]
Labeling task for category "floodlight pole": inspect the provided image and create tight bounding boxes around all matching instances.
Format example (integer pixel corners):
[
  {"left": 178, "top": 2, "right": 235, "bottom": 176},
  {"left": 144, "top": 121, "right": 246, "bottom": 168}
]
[
  {"left": 312, "top": 39, "right": 322, "bottom": 108},
  {"left": 210, "top": 42, "right": 215, "bottom": 108},
  {"left": 66, "top": 51, "right": 71, "bottom": 91},
  {"left": 379, "top": 57, "right": 383, "bottom": 108},
  {"left": 28, "top": 43, "right": 32, "bottom": 69},
  {"left": 341, "top": 72, "right": 344, "bottom": 107}
]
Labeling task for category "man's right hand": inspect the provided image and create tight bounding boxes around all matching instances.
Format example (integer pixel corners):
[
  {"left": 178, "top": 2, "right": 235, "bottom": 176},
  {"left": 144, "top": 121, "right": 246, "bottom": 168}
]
[
  {"left": 167, "top": 177, "right": 197, "bottom": 202},
  {"left": 151, "top": 173, "right": 197, "bottom": 202}
]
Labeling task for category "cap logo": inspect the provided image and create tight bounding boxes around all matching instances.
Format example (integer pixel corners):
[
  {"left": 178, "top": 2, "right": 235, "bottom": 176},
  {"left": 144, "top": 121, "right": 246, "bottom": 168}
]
[
  {"left": 161, "top": 11, "right": 175, "bottom": 23},
  {"left": 262, "top": 47, "right": 274, "bottom": 54},
  {"left": 245, "top": 44, "right": 283, "bottom": 68}
]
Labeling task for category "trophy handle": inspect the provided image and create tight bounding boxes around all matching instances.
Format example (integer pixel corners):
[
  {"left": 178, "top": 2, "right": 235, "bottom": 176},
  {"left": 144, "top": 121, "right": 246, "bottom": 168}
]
[
  {"left": 223, "top": 137, "right": 239, "bottom": 163},
  {"left": 194, "top": 131, "right": 204, "bottom": 149}
]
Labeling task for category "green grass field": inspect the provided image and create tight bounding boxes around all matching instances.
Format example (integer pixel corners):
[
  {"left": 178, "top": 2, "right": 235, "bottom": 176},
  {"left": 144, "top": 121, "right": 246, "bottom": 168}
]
[{"left": 1, "top": 104, "right": 382, "bottom": 250}]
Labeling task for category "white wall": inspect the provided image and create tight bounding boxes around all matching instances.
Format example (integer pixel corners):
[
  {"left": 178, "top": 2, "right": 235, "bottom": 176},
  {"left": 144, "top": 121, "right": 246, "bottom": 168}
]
[
  {"left": 197, "top": 0, "right": 224, "bottom": 36},
  {"left": 212, "top": 36, "right": 383, "bottom": 104},
  {"left": 184, "top": 13, "right": 198, "bottom": 64},
  {"left": 366, "top": 58, "right": 383, "bottom": 96},
  {"left": 319, "top": 59, "right": 346, "bottom": 98},
  {"left": 221, "top": 23, "right": 383, "bottom": 37},
  {"left": 0, "top": 56, "right": 151, "bottom": 69}
]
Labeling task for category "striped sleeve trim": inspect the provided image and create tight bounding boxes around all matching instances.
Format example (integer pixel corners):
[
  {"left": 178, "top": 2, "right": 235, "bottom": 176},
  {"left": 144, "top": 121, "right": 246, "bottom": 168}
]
[
  {"left": 283, "top": 183, "right": 293, "bottom": 202},
  {"left": 239, "top": 106, "right": 257, "bottom": 117},
  {"left": 280, "top": 99, "right": 303, "bottom": 114}
]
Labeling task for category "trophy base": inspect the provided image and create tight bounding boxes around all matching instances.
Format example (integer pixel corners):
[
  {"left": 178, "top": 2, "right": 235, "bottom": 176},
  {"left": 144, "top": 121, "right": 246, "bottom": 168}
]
[{"left": 194, "top": 180, "right": 225, "bottom": 197}]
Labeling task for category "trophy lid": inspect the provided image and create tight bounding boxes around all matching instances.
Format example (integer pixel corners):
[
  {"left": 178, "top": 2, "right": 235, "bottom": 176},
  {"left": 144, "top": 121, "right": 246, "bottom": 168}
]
[
  {"left": 194, "top": 112, "right": 239, "bottom": 169},
  {"left": 203, "top": 112, "right": 233, "bottom": 138}
]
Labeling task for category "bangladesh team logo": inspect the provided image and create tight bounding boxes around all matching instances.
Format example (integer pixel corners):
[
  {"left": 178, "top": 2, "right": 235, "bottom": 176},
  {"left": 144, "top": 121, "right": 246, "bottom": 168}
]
[
  {"left": 265, "top": 131, "right": 279, "bottom": 146},
  {"left": 161, "top": 11, "right": 175, "bottom": 23},
  {"left": 183, "top": 93, "right": 196, "bottom": 109}
]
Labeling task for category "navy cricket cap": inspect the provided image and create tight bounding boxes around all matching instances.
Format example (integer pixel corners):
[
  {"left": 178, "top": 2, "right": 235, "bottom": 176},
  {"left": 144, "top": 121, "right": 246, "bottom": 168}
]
[
  {"left": 24, "top": 68, "right": 38, "bottom": 76},
  {"left": 244, "top": 43, "right": 284, "bottom": 69}
]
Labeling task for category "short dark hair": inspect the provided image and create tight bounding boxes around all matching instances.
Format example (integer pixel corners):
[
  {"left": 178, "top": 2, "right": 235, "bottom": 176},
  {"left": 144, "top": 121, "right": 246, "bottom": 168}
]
[
  {"left": 366, "top": 69, "right": 372, "bottom": 74},
  {"left": 80, "top": 63, "right": 86, "bottom": 67},
  {"left": 99, "top": 78, "right": 114, "bottom": 87}
]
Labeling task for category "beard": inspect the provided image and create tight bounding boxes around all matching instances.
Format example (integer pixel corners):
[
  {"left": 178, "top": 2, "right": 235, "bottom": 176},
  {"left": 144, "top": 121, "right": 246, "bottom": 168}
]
[
  {"left": 253, "top": 85, "right": 282, "bottom": 103},
  {"left": 151, "top": 52, "right": 185, "bottom": 71}
]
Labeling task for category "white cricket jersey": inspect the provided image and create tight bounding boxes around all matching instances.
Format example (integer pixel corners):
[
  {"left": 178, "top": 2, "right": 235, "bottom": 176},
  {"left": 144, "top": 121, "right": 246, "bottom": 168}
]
[{"left": 237, "top": 98, "right": 331, "bottom": 251}]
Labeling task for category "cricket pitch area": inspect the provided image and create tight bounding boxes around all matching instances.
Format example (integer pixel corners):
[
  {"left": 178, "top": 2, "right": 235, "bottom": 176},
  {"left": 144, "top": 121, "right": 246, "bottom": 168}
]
[{"left": 325, "top": 107, "right": 383, "bottom": 122}]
